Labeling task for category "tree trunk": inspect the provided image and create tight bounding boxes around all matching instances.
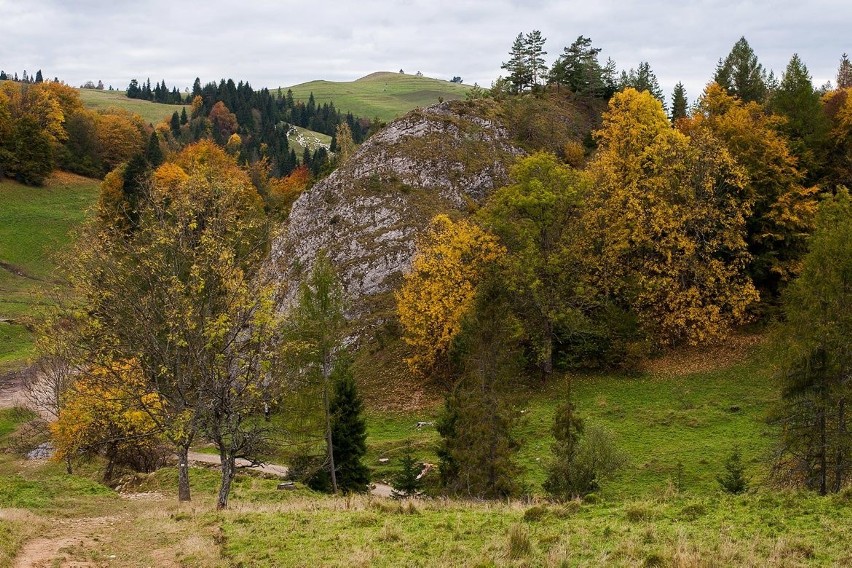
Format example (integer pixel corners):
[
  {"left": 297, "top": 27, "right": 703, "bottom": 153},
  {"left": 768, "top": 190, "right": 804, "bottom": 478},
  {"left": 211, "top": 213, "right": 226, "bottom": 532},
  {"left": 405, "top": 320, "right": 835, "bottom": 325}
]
[
  {"left": 819, "top": 407, "right": 828, "bottom": 495},
  {"left": 836, "top": 397, "right": 846, "bottom": 493},
  {"left": 177, "top": 444, "right": 191, "bottom": 502},
  {"left": 216, "top": 453, "right": 236, "bottom": 510},
  {"left": 323, "top": 356, "right": 338, "bottom": 494},
  {"left": 65, "top": 455, "right": 73, "bottom": 475}
]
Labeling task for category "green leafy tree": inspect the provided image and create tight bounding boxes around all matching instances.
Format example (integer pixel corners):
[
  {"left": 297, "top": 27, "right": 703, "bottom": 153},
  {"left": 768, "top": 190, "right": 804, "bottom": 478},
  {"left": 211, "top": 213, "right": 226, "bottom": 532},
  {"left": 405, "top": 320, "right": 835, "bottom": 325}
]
[
  {"left": 773, "top": 189, "right": 852, "bottom": 494},
  {"left": 714, "top": 37, "right": 769, "bottom": 103},
  {"left": 670, "top": 82, "right": 688, "bottom": 122},
  {"left": 287, "top": 253, "right": 347, "bottom": 494},
  {"left": 145, "top": 132, "right": 163, "bottom": 168},
  {"left": 478, "top": 152, "right": 592, "bottom": 375}
]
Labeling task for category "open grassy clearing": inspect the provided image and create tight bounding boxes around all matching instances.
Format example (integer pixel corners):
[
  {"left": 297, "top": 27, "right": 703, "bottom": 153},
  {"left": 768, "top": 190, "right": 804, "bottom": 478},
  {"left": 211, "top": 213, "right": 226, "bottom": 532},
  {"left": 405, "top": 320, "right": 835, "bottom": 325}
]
[
  {"left": 281, "top": 72, "right": 470, "bottom": 122},
  {"left": 3, "top": 332, "right": 843, "bottom": 567},
  {"left": 0, "top": 172, "right": 99, "bottom": 371},
  {"left": 76, "top": 88, "right": 188, "bottom": 126}
]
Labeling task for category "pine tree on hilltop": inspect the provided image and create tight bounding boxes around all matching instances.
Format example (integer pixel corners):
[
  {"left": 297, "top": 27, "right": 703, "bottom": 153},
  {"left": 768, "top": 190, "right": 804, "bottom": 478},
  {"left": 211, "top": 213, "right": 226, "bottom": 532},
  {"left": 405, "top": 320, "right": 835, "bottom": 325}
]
[{"left": 837, "top": 53, "right": 852, "bottom": 89}]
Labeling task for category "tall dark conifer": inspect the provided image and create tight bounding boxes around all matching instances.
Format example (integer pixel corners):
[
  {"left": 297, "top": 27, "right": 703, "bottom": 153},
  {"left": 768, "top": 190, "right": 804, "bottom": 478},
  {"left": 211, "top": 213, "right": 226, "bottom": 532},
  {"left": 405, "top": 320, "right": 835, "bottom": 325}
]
[{"left": 670, "top": 82, "right": 688, "bottom": 122}]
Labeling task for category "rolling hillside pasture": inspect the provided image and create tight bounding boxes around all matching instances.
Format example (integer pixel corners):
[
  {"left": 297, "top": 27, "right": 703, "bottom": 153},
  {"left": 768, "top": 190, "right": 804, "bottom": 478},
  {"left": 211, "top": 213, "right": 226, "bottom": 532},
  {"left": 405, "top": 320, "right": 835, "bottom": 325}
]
[
  {"left": 0, "top": 172, "right": 99, "bottom": 370},
  {"left": 282, "top": 72, "right": 471, "bottom": 122},
  {"left": 77, "top": 88, "right": 188, "bottom": 126}
]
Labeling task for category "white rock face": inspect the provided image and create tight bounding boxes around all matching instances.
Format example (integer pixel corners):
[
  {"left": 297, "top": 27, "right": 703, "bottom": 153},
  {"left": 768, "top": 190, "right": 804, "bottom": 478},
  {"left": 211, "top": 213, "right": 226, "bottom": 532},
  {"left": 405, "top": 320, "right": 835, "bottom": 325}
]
[{"left": 271, "top": 101, "right": 522, "bottom": 330}]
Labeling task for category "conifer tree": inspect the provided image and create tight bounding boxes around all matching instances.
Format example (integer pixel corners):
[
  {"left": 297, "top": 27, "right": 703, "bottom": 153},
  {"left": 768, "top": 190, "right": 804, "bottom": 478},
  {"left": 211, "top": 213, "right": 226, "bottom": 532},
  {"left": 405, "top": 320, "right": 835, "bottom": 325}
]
[
  {"left": 670, "top": 82, "right": 688, "bottom": 122},
  {"left": 328, "top": 365, "right": 370, "bottom": 493},
  {"left": 35, "top": 69, "right": 43, "bottom": 83},
  {"left": 391, "top": 442, "right": 423, "bottom": 498},
  {"left": 180, "top": 107, "right": 188, "bottom": 125},
  {"left": 714, "top": 37, "right": 768, "bottom": 103},
  {"left": 837, "top": 53, "right": 852, "bottom": 89},
  {"left": 770, "top": 54, "right": 829, "bottom": 183},
  {"left": 170, "top": 111, "right": 181, "bottom": 135},
  {"left": 144, "top": 132, "right": 163, "bottom": 169}
]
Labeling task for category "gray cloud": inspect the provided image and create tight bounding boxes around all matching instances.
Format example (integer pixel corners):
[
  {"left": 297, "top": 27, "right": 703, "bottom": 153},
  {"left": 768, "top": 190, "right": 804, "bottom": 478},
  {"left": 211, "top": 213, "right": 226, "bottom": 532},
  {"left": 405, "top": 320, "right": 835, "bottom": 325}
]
[{"left": 1, "top": 0, "right": 849, "bottom": 102}]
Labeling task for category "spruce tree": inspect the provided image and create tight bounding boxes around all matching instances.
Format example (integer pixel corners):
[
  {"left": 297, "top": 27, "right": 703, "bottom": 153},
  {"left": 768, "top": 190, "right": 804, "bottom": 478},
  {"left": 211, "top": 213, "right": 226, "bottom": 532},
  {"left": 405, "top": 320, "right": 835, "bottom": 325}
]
[
  {"left": 718, "top": 447, "right": 748, "bottom": 493},
  {"left": 670, "top": 82, "right": 688, "bottom": 122},
  {"left": 35, "top": 69, "right": 43, "bottom": 83},
  {"left": 328, "top": 364, "right": 370, "bottom": 493},
  {"left": 774, "top": 189, "right": 852, "bottom": 494},
  {"left": 770, "top": 54, "right": 829, "bottom": 183},
  {"left": 180, "top": 107, "right": 188, "bottom": 125},
  {"left": 436, "top": 275, "right": 521, "bottom": 499},
  {"left": 837, "top": 53, "right": 852, "bottom": 89},
  {"left": 543, "top": 397, "right": 586, "bottom": 500},
  {"left": 391, "top": 442, "right": 423, "bottom": 498},
  {"left": 714, "top": 37, "right": 768, "bottom": 103},
  {"left": 144, "top": 132, "right": 163, "bottom": 168},
  {"left": 170, "top": 111, "right": 181, "bottom": 135}
]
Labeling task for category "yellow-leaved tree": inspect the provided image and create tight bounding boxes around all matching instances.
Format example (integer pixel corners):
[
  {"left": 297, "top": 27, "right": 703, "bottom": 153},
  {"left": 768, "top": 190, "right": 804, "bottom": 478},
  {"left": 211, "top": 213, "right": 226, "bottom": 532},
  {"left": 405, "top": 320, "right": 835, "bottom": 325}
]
[
  {"left": 51, "top": 360, "right": 167, "bottom": 482},
  {"left": 584, "top": 88, "right": 758, "bottom": 346},
  {"left": 681, "top": 83, "right": 819, "bottom": 299},
  {"left": 396, "top": 214, "right": 505, "bottom": 379}
]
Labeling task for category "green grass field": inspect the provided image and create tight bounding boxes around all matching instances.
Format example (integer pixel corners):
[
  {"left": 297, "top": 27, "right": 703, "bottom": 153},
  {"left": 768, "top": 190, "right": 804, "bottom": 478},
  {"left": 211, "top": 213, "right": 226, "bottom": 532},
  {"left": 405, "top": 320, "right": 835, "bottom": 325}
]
[
  {"left": 2, "top": 337, "right": 851, "bottom": 566},
  {"left": 281, "top": 72, "right": 471, "bottom": 122},
  {"left": 0, "top": 173, "right": 99, "bottom": 370},
  {"left": 77, "top": 88, "right": 187, "bottom": 126}
]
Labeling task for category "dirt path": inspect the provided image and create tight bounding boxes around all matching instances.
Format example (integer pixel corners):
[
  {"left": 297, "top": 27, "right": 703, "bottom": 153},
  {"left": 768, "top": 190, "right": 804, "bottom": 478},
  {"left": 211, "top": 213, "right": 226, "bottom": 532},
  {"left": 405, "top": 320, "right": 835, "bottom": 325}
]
[
  {"left": 0, "top": 368, "right": 28, "bottom": 410},
  {"left": 12, "top": 516, "right": 118, "bottom": 568}
]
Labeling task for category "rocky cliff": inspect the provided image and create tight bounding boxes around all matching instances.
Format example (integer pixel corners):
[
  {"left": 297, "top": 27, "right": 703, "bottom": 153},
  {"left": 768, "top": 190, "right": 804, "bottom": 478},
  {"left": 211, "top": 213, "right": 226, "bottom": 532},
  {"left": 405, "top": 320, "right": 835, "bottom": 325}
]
[{"left": 271, "top": 100, "right": 523, "bottom": 334}]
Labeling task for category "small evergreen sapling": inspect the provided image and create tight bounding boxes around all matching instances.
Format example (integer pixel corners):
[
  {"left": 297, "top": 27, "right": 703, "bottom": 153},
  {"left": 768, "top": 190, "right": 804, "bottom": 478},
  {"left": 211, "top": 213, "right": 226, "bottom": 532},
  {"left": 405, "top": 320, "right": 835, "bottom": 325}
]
[
  {"left": 391, "top": 442, "right": 423, "bottom": 498},
  {"left": 718, "top": 447, "right": 748, "bottom": 494}
]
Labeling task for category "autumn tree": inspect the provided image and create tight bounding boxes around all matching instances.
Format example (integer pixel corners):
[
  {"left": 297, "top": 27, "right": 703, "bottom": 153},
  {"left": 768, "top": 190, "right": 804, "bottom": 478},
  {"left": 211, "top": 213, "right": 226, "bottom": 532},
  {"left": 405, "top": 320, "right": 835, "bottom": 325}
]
[
  {"left": 684, "top": 83, "right": 819, "bottom": 301},
  {"left": 334, "top": 121, "right": 356, "bottom": 166},
  {"left": 50, "top": 361, "right": 168, "bottom": 482},
  {"left": 714, "top": 37, "right": 769, "bottom": 103},
  {"left": 584, "top": 88, "right": 758, "bottom": 346},
  {"left": 396, "top": 215, "right": 505, "bottom": 380},
  {"left": 773, "top": 189, "right": 852, "bottom": 494},
  {"left": 209, "top": 101, "right": 238, "bottom": 145},
  {"left": 66, "top": 141, "right": 269, "bottom": 502}
]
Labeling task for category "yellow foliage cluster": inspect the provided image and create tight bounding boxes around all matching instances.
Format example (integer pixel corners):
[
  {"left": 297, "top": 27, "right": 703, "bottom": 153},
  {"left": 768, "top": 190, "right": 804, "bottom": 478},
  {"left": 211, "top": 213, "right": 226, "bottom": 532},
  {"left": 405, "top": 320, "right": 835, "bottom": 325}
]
[
  {"left": 51, "top": 360, "right": 163, "bottom": 469},
  {"left": 586, "top": 88, "right": 758, "bottom": 346},
  {"left": 396, "top": 214, "right": 505, "bottom": 377}
]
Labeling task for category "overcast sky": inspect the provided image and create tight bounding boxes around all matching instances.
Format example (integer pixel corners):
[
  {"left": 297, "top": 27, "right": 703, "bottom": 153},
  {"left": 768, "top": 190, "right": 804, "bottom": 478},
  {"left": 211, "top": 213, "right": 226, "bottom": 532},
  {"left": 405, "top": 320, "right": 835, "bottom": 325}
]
[{"left": 1, "top": 1, "right": 849, "bottom": 103}]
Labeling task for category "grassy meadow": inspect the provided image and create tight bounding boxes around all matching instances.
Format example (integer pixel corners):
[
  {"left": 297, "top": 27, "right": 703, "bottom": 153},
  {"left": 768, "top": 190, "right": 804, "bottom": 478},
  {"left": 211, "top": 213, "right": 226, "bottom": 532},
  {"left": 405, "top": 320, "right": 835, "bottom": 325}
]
[
  {"left": 3, "top": 334, "right": 852, "bottom": 566},
  {"left": 0, "top": 172, "right": 99, "bottom": 371},
  {"left": 77, "top": 88, "right": 188, "bottom": 126},
  {"left": 282, "top": 72, "right": 471, "bottom": 122}
]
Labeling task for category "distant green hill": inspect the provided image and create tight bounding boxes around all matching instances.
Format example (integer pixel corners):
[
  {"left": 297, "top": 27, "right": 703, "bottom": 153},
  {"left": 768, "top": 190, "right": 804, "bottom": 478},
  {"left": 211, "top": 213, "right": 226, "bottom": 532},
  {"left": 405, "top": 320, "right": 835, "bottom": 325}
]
[
  {"left": 77, "top": 88, "right": 188, "bottom": 126},
  {"left": 281, "top": 72, "right": 471, "bottom": 122}
]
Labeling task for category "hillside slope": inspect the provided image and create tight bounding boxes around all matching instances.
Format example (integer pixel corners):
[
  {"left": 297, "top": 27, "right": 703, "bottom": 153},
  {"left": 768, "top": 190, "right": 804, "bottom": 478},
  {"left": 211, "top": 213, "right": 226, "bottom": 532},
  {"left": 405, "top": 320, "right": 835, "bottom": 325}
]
[
  {"left": 282, "top": 72, "right": 470, "bottom": 121},
  {"left": 77, "top": 89, "right": 188, "bottom": 125}
]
